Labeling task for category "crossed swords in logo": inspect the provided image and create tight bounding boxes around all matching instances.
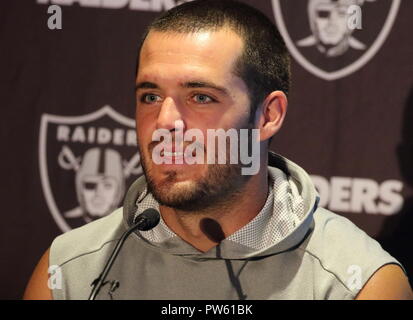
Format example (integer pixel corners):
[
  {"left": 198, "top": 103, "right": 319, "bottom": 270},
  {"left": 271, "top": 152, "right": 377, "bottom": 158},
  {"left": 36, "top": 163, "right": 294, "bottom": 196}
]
[
  {"left": 57, "top": 145, "right": 142, "bottom": 220},
  {"left": 58, "top": 145, "right": 142, "bottom": 178}
]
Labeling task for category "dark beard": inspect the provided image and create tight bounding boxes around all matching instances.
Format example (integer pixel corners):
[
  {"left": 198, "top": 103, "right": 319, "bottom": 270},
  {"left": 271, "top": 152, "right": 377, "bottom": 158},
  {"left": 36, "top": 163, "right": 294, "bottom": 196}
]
[{"left": 145, "top": 160, "right": 249, "bottom": 212}]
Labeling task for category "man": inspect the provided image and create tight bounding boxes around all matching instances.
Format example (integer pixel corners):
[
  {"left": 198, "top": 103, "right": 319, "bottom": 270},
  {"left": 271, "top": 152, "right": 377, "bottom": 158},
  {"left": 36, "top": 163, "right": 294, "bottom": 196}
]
[{"left": 24, "top": 0, "right": 412, "bottom": 300}]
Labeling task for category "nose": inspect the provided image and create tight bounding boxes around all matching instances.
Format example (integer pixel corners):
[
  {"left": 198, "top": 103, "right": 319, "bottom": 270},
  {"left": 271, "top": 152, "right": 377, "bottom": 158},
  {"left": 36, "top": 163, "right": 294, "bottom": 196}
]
[
  {"left": 94, "top": 181, "right": 105, "bottom": 198},
  {"left": 156, "top": 96, "right": 185, "bottom": 132}
]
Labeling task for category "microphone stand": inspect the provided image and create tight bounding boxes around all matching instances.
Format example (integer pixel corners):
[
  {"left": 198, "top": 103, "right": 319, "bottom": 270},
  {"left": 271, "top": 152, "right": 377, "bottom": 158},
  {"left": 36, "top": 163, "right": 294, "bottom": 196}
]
[{"left": 88, "top": 209, "right": 159, "bottom": 300}]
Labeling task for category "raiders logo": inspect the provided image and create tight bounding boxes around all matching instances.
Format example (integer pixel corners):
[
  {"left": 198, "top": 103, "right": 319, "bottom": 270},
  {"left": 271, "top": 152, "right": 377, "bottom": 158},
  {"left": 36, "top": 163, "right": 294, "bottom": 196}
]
[
  {"left": 272, "top": 0, "right": 401, "bottom": 80},
  {"left": 39, "top": 105, "right": 142, "bottom": 232}
]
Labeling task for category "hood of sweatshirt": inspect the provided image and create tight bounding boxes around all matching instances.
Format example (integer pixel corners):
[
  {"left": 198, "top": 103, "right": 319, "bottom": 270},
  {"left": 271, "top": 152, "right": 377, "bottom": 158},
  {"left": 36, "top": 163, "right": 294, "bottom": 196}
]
[{"left": 122, "top": 152, "right": 319, "bottom": 260}]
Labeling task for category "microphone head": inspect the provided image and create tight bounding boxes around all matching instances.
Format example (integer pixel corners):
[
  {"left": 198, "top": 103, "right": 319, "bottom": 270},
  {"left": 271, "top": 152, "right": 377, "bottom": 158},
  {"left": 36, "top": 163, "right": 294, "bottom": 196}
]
[{"left": 134, "top": 208, "right": 160, "bottom": 231}]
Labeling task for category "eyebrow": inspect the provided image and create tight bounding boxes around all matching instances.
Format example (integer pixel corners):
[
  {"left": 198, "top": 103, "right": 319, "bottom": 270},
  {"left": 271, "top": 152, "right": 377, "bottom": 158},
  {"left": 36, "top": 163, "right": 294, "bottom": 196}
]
[
  {"left": 183, "top": 81, "right": 229, "bottom": 96},
  {"left": 135, "top": 80, "right": 229, "bottom": 96},
  {"left": 135, "top": 81, "right": 159, "bottom": 90}
]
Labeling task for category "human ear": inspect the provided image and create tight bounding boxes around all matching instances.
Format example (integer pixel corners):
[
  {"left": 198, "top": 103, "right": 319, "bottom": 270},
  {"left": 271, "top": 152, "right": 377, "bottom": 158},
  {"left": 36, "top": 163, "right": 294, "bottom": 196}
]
[{"left": 256, "top": 90, "right": 288, "bottom": 141}]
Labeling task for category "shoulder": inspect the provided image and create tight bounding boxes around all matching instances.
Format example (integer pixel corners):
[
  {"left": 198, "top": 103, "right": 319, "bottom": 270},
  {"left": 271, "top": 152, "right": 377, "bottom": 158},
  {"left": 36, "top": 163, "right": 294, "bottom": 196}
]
[
  {"left": 299, "top": 207, "right": 407, "bottom": 298},
  {"left": 356, "top": 263, "right": 413, "bottom": 299},
  {"left": 50, "top": 208, "right": 125, "bottom": 267},
  {"left": 23, "top": 248, "right": 53, "bottom": 300}
]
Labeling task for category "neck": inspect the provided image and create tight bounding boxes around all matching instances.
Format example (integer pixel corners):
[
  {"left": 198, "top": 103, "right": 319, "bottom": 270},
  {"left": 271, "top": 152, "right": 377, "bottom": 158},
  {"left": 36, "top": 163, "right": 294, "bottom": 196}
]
[{"left": 159, "top": 168, "right": 269, "bottom": 253}]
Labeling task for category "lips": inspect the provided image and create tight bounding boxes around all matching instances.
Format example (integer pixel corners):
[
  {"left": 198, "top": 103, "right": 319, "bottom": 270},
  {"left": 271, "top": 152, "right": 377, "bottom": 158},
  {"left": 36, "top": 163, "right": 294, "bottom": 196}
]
[
  {"left": 154, "top": 140, "right": 202, "bottom": 155},
  {"left": 159, "top": 143, "right": 186, "bottom": 158},
  {"left": 151, "top": 142, "right": 203, "bottom": 165},
  {"left": 163, "top": 150, "right": 184, "bottom": 157}
]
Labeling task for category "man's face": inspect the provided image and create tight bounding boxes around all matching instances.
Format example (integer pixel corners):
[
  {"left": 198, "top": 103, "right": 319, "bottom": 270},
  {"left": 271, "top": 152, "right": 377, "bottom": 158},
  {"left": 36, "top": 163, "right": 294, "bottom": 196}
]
[{"left": 135, "top": 28, "right": 253, "bottom": 211}]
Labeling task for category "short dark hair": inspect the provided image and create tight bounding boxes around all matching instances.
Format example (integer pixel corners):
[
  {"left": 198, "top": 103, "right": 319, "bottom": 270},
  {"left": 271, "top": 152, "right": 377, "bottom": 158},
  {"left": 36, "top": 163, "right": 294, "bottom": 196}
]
[{"left": 137, "top": 0, "right": 291, "bottom": 122}]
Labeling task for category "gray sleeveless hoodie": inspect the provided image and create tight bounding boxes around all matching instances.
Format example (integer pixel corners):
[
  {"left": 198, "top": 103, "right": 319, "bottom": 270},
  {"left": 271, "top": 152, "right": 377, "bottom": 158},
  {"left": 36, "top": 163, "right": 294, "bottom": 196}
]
[{"left": 49, "top": 152, "right": 404, "bottom": 300}]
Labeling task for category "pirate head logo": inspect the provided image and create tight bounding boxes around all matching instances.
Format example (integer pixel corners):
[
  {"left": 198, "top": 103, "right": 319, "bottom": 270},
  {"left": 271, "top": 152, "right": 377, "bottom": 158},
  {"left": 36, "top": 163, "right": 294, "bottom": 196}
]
[
  {"left": 272, "top": 0, "right": 401, "bottom": 80},
  {"left": 59, "top": 146, "right": 139, "bottom": 223},
  {"left": 297, "top": 0, "right": 377, "bottom": 57},
  {"left": 39, "top": 105, "right": 142, "bottom": 232}
]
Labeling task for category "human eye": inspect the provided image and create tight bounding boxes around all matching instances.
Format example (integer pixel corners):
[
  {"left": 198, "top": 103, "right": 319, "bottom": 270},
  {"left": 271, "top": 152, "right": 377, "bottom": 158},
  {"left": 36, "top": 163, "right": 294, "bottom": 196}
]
[
  {"left": 140, "top": 93, "right": 162, "bottom": 104},
  {"left": 191, "top": 93, "right": 216, "bottom": 104}
]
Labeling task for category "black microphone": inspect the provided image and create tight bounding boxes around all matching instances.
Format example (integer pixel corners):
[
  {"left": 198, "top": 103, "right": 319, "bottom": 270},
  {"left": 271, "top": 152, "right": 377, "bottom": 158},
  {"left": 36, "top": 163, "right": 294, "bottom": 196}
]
[
  {"left": 133, "top": 208, "right": 161, "bottom": 231},
  {"left": 88, "top": 208, "right": 160, "bottom": 300}
]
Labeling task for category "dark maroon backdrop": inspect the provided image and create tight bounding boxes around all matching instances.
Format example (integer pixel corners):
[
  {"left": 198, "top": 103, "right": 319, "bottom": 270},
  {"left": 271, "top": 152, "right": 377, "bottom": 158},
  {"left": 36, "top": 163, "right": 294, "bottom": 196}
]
[{"left": 0, "top": 0, "right": 412, "bottom": 299}]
